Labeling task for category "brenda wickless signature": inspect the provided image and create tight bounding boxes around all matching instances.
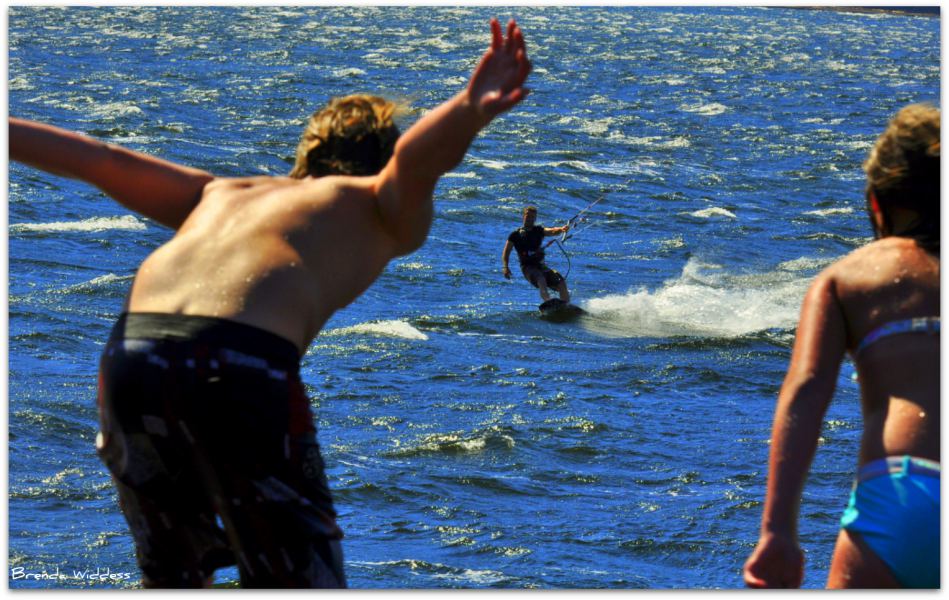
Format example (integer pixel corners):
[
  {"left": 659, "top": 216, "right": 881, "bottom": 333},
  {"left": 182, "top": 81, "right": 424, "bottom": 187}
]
[{"left": 10, "top": 566, "right": 133, "bottom": 583}]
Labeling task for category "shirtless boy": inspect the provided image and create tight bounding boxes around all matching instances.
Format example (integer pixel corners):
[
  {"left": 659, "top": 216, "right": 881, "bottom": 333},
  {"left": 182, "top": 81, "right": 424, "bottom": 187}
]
[{"left": 10, "top": 18, "right": 531, "bottom": 588}]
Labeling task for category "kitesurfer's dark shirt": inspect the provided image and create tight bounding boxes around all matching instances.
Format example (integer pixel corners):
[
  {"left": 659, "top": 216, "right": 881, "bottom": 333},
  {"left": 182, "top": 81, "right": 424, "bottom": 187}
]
[{"left": 508, "top": 226, "right": 546, "bottom": 266}]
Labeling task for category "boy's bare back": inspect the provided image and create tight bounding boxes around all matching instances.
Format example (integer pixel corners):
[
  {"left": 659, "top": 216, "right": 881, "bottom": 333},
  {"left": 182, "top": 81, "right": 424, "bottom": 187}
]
[{"left": 129, "top": 175, "right": 394, "bottom": 351}]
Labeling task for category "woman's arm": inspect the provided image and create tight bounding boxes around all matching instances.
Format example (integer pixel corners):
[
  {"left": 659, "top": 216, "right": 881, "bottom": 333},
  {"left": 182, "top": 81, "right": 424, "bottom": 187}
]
[
  {"left": 372, "top": 18, "right": 531, "bottom": 255},
  {"left": 9, "top": 117, "right": 214, "bottom": 229},
  {"left": 743, "top": 273, "right": 848, "bottom": 588}
]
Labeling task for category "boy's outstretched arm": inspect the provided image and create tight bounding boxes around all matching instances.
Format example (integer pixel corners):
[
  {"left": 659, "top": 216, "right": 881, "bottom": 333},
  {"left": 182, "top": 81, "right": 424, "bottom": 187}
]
[
  {"left": 9, "top": 117, "right": 214, "bottom": 230},
  {"left": 374, "top": 18, "right": 531, "bottom": 255}
]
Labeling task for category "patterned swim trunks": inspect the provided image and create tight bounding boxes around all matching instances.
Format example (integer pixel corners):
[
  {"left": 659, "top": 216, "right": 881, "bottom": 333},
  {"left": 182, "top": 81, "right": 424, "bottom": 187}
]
[{"left": 96, "top": 312, "right": 345, "bottom": 588}]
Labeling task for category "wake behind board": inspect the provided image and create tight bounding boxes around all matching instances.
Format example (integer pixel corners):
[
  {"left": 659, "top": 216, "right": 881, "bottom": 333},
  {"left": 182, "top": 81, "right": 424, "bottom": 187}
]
[{"left": 538, "top": 298, "right": 586, "bottom": 322}]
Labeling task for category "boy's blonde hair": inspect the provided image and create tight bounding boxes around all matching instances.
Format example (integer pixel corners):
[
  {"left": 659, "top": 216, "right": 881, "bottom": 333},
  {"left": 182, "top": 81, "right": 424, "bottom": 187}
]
[{"left": 290, "top": 94, "right": 402, "bottom": 179}]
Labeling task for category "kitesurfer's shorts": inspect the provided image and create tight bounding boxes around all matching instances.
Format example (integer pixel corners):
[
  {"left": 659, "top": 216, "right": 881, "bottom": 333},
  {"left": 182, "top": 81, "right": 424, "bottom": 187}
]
[
  {"left": 840, "top": 456, "right": 940, "bottom": 588},
  {"left": 96, "top": 312, "right": 346, "bottom": 588},
  {"left": 521, "top": 263, "right": 564, "bottom": 289}
]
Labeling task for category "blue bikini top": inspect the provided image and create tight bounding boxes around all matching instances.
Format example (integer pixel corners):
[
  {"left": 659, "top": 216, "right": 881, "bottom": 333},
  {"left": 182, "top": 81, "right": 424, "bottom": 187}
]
[{"left": 854, "top": 316, "right": 940, "bottom": 357}]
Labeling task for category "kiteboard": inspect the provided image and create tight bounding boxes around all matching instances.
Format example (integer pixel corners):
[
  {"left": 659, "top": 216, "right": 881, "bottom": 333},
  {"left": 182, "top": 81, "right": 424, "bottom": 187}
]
[{"left": 538, "top": 298, "right": 586, "bottom": 322}]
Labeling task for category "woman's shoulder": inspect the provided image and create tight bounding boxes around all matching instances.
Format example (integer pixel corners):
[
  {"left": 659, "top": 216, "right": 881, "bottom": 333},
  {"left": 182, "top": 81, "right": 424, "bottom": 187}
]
[
  {"left": 832, "top": 237, "right": 929, "bottom": 270},
  {"left": 823, "top": 237, "right": 938, "bottom": 292}
]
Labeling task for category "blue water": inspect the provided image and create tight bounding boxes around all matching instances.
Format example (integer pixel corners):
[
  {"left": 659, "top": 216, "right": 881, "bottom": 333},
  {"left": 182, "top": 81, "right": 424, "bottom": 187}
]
[{"left": 7, "top": 6, "right": 940, "bottom": 589}]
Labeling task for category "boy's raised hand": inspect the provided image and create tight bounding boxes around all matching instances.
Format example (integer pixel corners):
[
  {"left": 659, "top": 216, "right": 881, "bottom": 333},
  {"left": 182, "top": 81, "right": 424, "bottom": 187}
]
[{"left": 468, "top": 18, "right": 532, "bottom": 122}]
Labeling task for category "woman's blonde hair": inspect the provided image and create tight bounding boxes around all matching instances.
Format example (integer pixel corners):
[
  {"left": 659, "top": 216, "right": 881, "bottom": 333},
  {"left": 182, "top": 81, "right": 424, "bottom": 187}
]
[
  {"left": 290, "top": 94, "right": 402, "bottom": 179},
  {"left": 864, "top": 103, "right": 940, "bottom": 212}
]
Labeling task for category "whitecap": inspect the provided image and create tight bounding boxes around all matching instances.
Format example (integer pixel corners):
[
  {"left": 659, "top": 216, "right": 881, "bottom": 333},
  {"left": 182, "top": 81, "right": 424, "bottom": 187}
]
[
  {"left": 840, "top": 140, "right": 874, "bottom": 152},
  {"left": 777, "top": 257, "right": 835, "bottom": 272},
  {"left": 10, "top": 215, "right": 147, "bottom": 234},
  {"left": 689, "top": 207, "right": 736, "bottom": 219},
  {"left": 680, "top": 102, "right": 728, "bottom": 116},
  {"left": 396, "top": 262, "right": 432, "bottom": 271},
  {"left": 659, "top": 136, "right": 692, "bottom": 149},
  {"left": 580, "top": 118, "right": 613, "bottom": 136},
  {"left": 424, "top": 37, "right": 458, "bottom": 53},
  {"left": 824, "top": 59, "right": 858, "bottom": 73},
  {"left": 436, "top": 76, "right": 467, "bottom": 87},
  {"left": 89, "top": 102, "right": 145, "bottom": 119},
  {"left": 624, "top": 135, "right": 691, "bottom": 150},
  {"left": 472, "top": 159, "right": 507, "bottom": 170},
  {"left": 781, "top": 52, "right": 811, "bottom": 63},
  {"left": 9, "top": 76, "right": 33, "bottom": 91},
  {"left": 333, "top": 67, "right": 366, "bottom": 78},
  {"left": 325, "top": 320, "right": 428, "bottom": 341},
  {"left": 657, "top": 237, "right": 685, "bottom": 251},
  {"left": 557, "top": 160, "right": 599, "bottom": 173},
  {"left": 804, "top": 207, "right": 854, "bottom": 217},
  {"left": 56, "top": 273, "right": 135, "bottom": 295},
  {"left": 432, "top": 568, "right": 510, "bottom": 586}
]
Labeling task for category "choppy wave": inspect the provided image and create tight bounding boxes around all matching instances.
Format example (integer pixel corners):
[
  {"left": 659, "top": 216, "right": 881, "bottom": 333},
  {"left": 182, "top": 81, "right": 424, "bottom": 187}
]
[
  {"left": 324, "top": 320, "right": 429, "bottom": 341},
  {"left": 396, "top": 262, "right": 432, "bottom": 272},
  {"left": 349, "top": 559, "right": 515, "bottom": 587},
  {"left": 385, "top": 426, "right": 516, "bottom": 458},
  {"left": 624, "top": 136, "right": 692, "bottom": 149},
  {"left": 679, "top": 102, "right": 728, "bottom": 116},
  {"left": 10, "top": 76, "right": 33, "bottom": 91},
  {"left": 776, "top": 256, "right": 835, "bottom": 272},
  {"left": 332, "top": 67, "right": 366, "bottom": 78},
  {"left": 10, "top": 216, "right": 147, "bottom": 234},
  {"left": 88, "top": 101, "right": 145, "bottom": 120},
  {"left": 689, "top": 207, "right": 737, "bottom": 219},
  {"left": 804, "top": 207, "right": 854, "bottom": 217},
  {"left": 55, "top": 274, "right": 135, "bottom": 296}
]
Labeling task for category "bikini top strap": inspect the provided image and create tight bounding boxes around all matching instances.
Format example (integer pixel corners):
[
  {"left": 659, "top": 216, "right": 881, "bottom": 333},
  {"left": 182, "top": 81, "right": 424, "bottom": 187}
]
[{"left": 854, "top": 316, "right": 940, "bottom": 357}]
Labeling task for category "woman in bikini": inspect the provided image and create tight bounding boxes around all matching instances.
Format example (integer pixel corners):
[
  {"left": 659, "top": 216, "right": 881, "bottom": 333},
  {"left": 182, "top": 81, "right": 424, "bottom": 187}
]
[{"left": 743, "top": 103, "right": 939, "bottom": 589}]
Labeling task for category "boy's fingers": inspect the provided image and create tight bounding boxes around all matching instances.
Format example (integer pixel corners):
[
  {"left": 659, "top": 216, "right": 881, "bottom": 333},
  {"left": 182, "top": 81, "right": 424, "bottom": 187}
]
[
  {"left": 490, "top": 18, "right": 502, "bottom": 49},
  {"left": 505, "top": 20, "right": 516, "bottom": 51}
]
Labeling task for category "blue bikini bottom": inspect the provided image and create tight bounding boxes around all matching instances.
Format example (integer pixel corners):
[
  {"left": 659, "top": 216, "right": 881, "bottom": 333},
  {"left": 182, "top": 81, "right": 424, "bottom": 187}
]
[{"left": 840, "top": 455, "right": 940, "bottom": 588}]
